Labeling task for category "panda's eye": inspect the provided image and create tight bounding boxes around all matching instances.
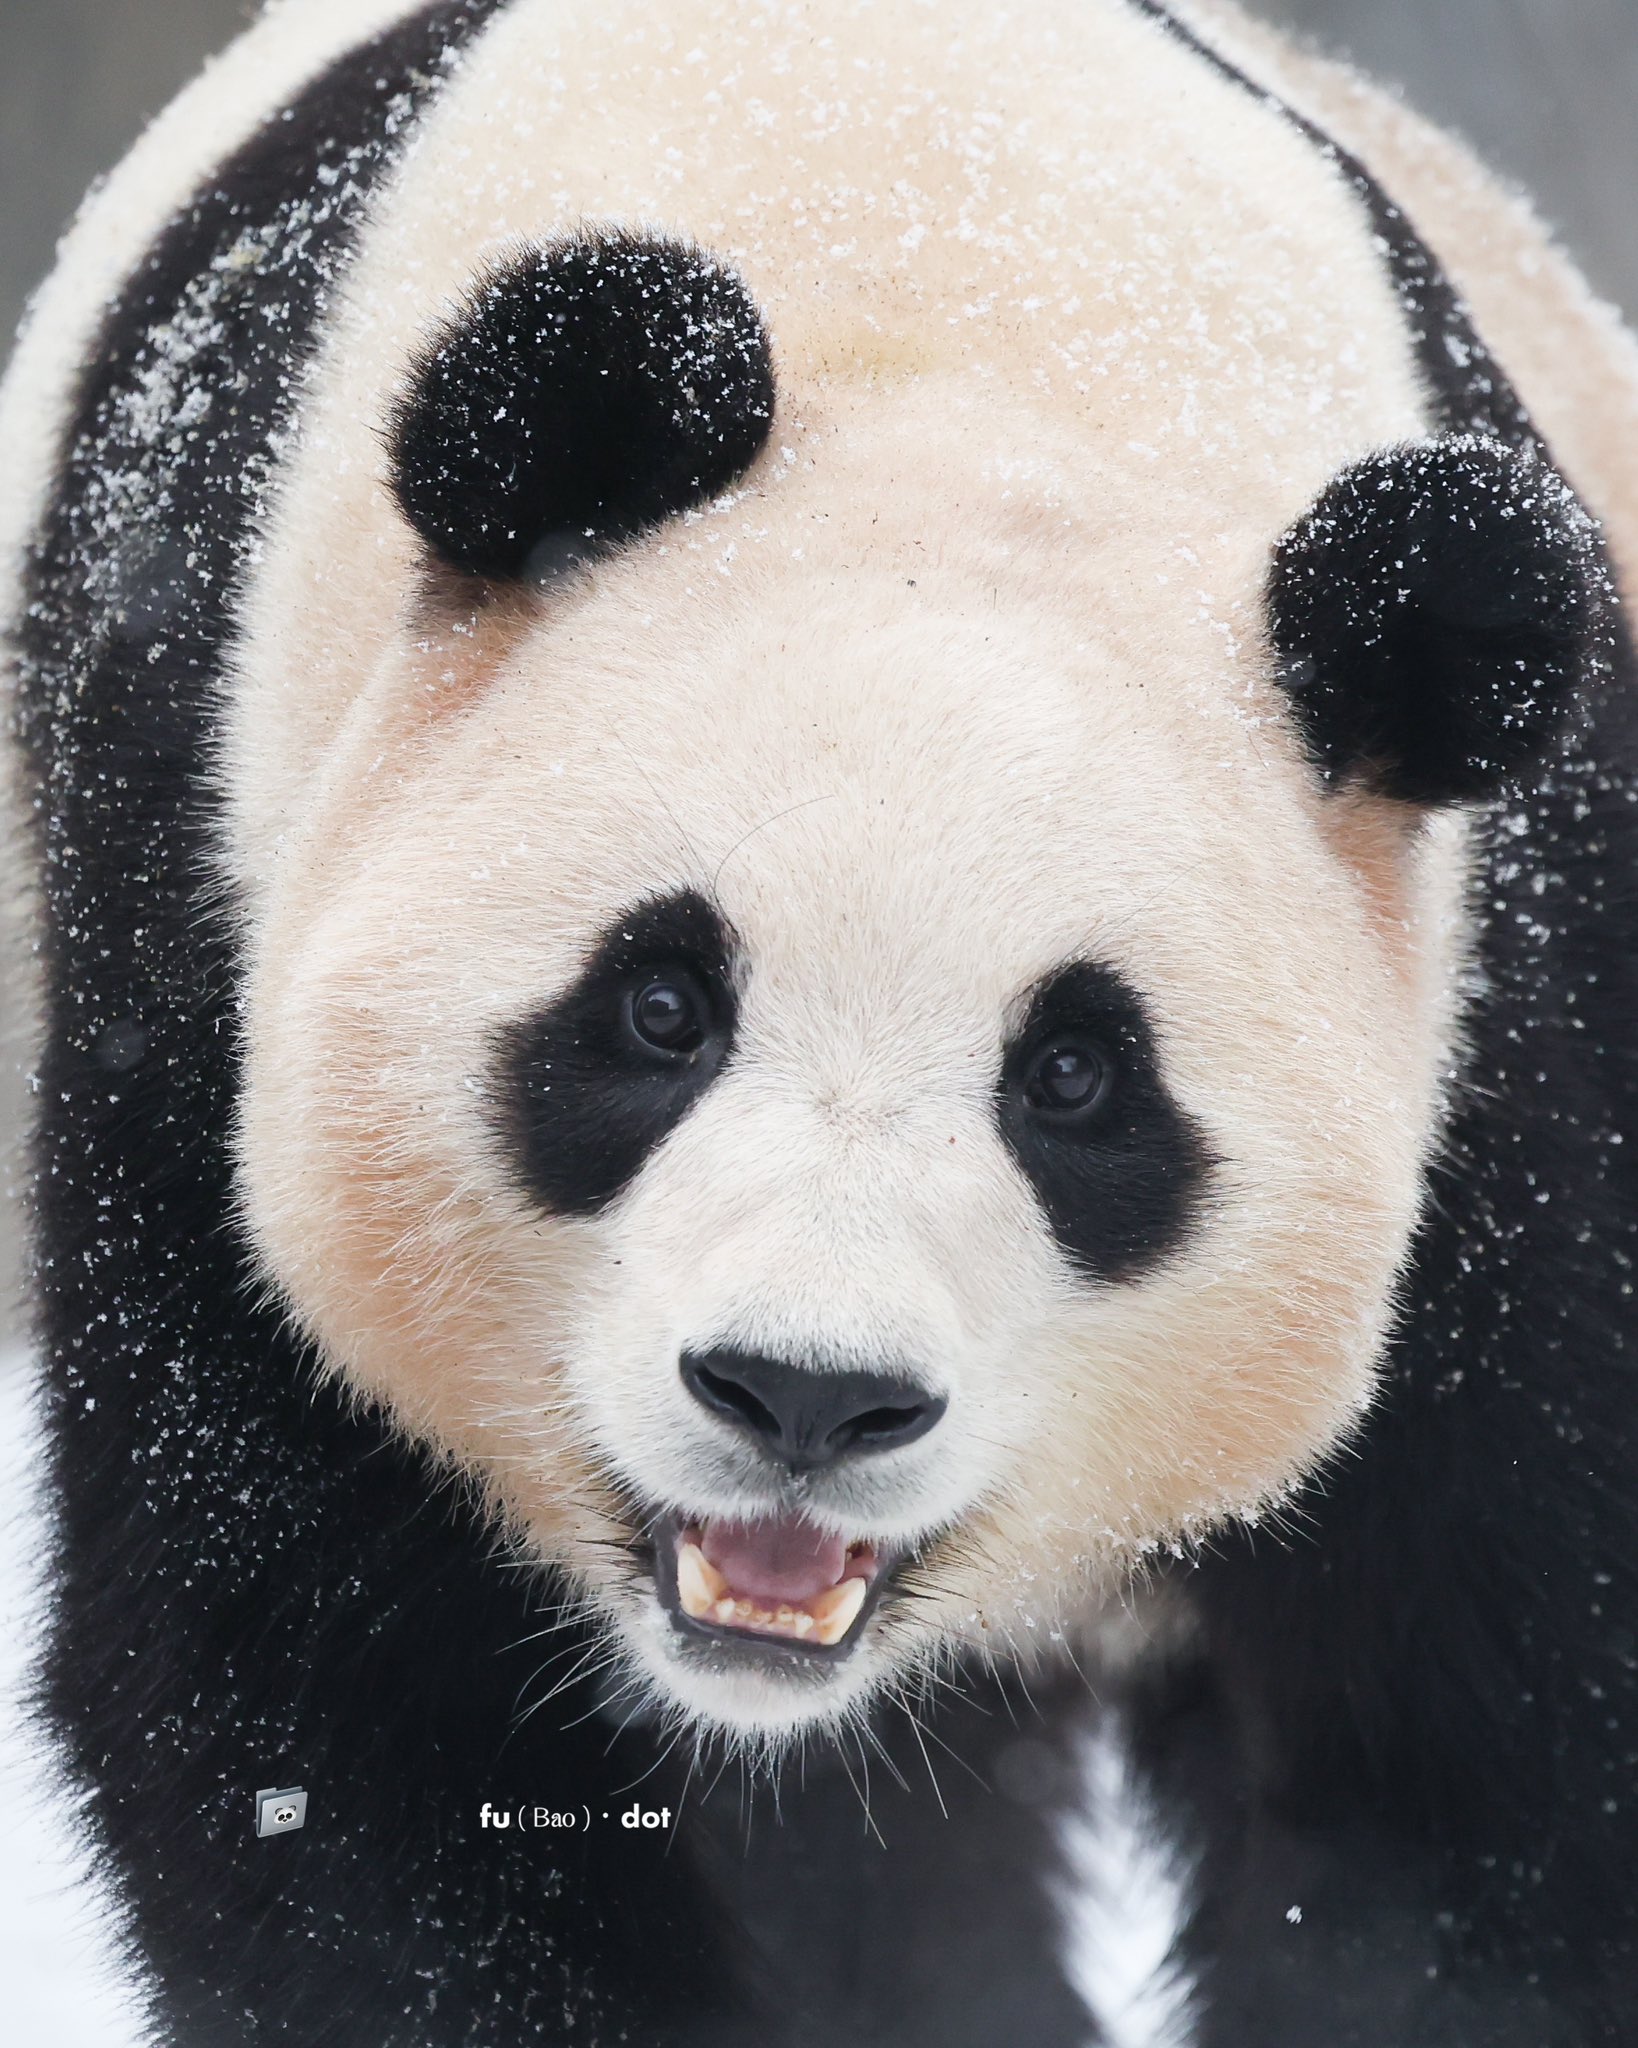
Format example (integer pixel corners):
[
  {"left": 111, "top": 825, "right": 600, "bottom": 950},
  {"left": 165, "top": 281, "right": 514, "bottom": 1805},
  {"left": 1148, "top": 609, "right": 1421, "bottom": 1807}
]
[
  {"left": 1022, "top": 1039, "right": 1113, "bottom": 1122},
  {"left": 624, "top": 973, "right": 710, "bottom": 1058}
]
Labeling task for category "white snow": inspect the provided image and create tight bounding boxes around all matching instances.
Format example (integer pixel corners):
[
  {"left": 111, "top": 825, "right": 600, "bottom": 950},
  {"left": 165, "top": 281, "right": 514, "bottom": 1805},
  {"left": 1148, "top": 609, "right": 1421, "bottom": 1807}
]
[{"left": 0, "top": 1347, "right": 146, "bottom": 2047}]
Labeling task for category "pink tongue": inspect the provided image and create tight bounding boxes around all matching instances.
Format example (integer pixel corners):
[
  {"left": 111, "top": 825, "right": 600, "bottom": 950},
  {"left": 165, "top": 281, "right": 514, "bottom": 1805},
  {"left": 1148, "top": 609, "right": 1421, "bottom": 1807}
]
[{"left": 700, "top": 1516, "right": 848, "bottom": 1604}]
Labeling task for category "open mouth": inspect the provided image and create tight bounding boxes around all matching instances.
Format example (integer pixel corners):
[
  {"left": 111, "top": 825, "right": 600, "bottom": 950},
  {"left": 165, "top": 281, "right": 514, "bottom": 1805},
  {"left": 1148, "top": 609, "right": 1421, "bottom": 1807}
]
[{"left": 655, "top": 1510, "right": 894, "bottom": 1658}]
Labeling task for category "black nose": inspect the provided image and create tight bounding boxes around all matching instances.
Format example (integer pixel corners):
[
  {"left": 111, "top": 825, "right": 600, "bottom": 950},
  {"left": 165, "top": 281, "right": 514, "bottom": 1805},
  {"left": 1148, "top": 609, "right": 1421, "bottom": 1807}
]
[{"left": 679, "top": 1349, "right": 946, "bottom": 1470}]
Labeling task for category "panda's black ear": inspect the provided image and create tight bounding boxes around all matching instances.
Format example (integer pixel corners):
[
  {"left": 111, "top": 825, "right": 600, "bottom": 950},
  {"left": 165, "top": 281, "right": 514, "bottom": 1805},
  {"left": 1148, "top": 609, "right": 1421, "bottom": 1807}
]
[
  {"left": 388, "top": 230, "right": 775, "bottom": 580},
  {"left": 1266, "top": 436, "right": 1613, "bottom": 805}
]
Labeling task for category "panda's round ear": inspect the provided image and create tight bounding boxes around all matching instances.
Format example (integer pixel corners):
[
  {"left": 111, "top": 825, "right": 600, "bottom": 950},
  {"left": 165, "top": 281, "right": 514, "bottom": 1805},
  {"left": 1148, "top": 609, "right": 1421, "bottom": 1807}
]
[
  {"left": 1266, "top": 436, "right": 1615, "bottom": 805},
  {"left": 387, "top": 230, "right": 775, "bottom": 581}
]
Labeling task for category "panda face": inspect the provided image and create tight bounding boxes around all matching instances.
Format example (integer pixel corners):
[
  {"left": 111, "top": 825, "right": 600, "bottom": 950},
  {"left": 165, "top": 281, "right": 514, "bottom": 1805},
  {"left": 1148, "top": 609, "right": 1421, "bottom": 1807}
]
[
  {"left": 233, "top": 454, "right": 1465, "bottom": 1739},
  {"left": 228, "top": 217, "right": 1611, "bottom": 1739}
]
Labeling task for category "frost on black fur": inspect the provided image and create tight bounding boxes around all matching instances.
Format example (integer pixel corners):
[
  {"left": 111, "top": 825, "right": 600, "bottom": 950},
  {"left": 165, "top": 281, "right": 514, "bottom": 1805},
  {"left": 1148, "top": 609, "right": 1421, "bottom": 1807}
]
[
  {"left": 389, "top": 231, "right": 776, "bottom": 580},
  {"left": 1267, "top": 435, "right": 1614, "bottom": 804}
]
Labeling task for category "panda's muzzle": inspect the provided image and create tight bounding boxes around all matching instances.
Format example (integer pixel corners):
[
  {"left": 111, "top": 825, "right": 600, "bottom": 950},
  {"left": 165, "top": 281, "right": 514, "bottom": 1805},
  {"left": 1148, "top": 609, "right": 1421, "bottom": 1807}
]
[{"left": 643, "top": 1352, "right": 943, "bottom": 1657}]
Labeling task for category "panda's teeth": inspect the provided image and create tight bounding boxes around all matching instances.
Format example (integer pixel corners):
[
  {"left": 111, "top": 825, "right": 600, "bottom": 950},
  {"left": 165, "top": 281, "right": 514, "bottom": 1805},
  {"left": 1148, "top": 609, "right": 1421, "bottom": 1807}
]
[
  {"left": 676, "top": 1540, "right": 727, "bottom": 1618},
  {"left": 674, "top": 1538, "right": 868, "bottom": 1645},
  {"left": 810, "top": 1576, "right": 868, "bottom": 1646}
]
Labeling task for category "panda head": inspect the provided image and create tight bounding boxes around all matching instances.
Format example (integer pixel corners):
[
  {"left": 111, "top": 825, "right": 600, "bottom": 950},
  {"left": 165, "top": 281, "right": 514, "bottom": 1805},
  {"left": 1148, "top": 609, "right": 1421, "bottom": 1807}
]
[{"left": 235, "top": 228, "right": 1612, "bottom": 1744}]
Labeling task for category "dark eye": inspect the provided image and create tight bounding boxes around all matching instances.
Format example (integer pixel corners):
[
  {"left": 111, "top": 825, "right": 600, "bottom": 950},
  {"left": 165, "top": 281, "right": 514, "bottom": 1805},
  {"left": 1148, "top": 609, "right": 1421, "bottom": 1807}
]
[
  {"left": 1022, "top": 1039, "right": 1113, "bottom": 1122},
  {"left": 624, "top": 973, "right": 710, "bottom": 1057}
]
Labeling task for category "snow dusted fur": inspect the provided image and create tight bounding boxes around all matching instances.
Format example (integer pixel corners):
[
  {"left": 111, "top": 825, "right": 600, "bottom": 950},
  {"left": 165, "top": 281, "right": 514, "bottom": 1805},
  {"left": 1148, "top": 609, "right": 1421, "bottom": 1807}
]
[{"left": 5, "top": 0, "right": 1638, "bottom": 2043}]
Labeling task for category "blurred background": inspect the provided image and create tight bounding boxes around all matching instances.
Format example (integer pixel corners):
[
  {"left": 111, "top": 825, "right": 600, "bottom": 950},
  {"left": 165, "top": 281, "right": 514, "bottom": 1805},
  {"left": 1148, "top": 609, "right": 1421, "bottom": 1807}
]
[{"left": 2, "top": 0, "right": 1638, "bottom": 1341}]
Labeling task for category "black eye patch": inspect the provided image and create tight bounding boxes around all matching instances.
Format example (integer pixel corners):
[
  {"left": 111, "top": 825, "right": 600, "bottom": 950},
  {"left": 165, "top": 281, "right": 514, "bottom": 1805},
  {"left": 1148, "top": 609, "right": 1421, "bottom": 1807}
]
[
  {"left": 493, "top": 891, "right": 738, "bottom": 1216},
  {"left": 996, "top": 962, "right": 1213, "bottom": 1282}
]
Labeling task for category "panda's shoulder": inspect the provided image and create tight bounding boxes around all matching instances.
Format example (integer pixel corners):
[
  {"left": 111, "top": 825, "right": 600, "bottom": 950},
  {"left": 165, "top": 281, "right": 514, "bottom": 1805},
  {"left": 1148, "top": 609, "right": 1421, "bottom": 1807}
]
[
  {"left": 1184, "top": 0, "right": 1638, "bottom": 580},
  {"left": 0, "top": 2, "right": 440, "bottom": 652}
]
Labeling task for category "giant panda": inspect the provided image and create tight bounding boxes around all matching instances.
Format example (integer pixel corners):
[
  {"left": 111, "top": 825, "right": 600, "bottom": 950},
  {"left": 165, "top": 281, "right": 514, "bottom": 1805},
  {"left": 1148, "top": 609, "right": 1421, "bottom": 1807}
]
[{"left": 5, "top": 0, "right": 1638, "bottom": 2042}]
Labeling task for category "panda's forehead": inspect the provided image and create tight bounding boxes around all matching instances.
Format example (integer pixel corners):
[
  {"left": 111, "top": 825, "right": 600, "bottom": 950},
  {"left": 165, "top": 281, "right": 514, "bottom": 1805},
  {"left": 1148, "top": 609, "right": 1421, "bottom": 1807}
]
[{"left": 445, "top": 553, "right": 1313, "bottom": 1015}]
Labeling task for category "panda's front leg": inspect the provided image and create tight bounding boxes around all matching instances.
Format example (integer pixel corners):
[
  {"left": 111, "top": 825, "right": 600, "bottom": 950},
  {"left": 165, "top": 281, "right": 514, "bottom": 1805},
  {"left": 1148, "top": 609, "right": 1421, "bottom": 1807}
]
[
  {"left": 1140, "top": 1272, "right": 1638, "bottom": 2048},
  {"left": 1124, "top": 1644, "right": 1589, "bottom": 2048}
]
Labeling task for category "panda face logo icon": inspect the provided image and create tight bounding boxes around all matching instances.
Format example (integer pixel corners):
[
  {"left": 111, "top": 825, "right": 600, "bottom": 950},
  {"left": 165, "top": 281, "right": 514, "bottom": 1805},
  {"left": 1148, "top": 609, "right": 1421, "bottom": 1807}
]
[{"left": 254, "top": 1786, "right": 308, "bottom": 1838}]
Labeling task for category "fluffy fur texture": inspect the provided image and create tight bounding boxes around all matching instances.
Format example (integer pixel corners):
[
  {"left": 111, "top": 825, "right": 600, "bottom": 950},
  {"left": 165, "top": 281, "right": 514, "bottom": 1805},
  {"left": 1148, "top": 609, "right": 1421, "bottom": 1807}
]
[
  {"left": 1268, "top": 435, "right": 1612, "bottom": 802},
  {"left": 6, "top": 0, "right": 1638, "bottom": 2041},
  {"left": 389, "top": 232, "right": 776, "bottom": 577},
  {"left": 1057, "top": 1712, "right": 1198, "bottom": 2048}
]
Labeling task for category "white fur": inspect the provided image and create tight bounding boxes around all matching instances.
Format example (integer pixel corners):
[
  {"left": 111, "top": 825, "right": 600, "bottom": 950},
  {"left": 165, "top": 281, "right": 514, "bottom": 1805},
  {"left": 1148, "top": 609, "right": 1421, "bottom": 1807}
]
[
  {"left": 1177, "top": 1, "right": 1638, "bottom": 592},
  {"left": 1057, "top": 1712, "right": 1197, "bottom": 2048}
]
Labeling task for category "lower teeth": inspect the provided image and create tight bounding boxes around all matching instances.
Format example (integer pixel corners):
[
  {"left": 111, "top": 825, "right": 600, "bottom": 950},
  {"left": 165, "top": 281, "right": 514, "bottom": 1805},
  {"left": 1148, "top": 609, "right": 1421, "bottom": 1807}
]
[{"left": 676, "top": 1539, "right": 869, "bottom": 1647}]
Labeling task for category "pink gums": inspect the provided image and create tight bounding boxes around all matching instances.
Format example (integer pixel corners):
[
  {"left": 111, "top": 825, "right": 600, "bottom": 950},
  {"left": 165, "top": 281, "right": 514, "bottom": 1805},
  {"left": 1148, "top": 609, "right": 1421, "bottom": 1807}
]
[{"left": 697, "top": 1515, "right": 876, "bottom": 1604}]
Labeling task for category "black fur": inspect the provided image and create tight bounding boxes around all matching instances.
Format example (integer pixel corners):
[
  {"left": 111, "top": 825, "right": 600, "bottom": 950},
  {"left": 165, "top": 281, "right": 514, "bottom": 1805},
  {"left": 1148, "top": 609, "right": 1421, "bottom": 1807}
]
[
  {"left": 995, "top": 962, "right": 1214, "bottom": 1281},
  {"left": 495, "top": 890, "right": 739, "bottom": 1214},
  {"left": 389, "top": 231, "right": 776, "bottom": 579},
  {"left": 1268, "top": 436, "right": 1613, "bottom": 803},
  {"left": 1138, "top": 620, "right": 1638, "bottom": 2045},
  {"left": 1129, "top": 2, "right": 1604, "bottom": 809},
  {"left": 9, "top": 15, "right": 1090, "bottom": 2042}
]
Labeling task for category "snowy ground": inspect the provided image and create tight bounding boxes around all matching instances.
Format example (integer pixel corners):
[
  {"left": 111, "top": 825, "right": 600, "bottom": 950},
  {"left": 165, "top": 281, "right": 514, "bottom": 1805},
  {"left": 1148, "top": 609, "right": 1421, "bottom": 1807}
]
[{"left": 0, "top": 1346, "right": 145, "bottom": 2046}]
